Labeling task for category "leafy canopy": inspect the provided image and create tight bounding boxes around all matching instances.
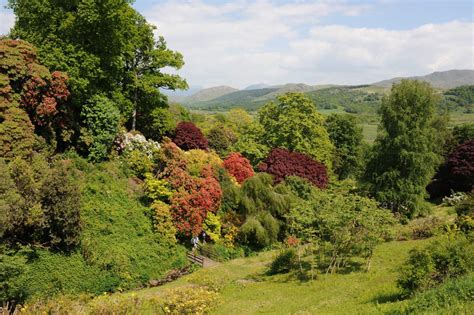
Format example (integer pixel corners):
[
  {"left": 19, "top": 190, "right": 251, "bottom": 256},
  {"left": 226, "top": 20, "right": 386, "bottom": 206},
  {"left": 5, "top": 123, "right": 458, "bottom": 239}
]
[{"left": 258, "top": 92, "right": 334, "bottom": 168}]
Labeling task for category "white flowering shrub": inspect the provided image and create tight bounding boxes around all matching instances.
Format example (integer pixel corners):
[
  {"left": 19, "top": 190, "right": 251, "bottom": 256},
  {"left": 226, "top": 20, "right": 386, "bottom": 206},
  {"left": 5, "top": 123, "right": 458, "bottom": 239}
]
[
  {"left": 442, "top": 192, "right": 467, "bottom": 206},
  {"left": 116, "top": 132, "right": 161, "bottom": 158}
]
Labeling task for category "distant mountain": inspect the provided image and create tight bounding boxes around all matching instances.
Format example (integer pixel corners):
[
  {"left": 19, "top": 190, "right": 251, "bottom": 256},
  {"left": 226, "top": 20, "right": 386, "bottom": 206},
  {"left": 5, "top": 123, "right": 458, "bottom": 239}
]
[
  {"left": 162, "top": 86, "right": 203, "bottom": 103},
  {"left": 182, "top": 86, "right": 238, "bottom": 104},
  {"left": 244, "top": 83, "right": 269, "bottom": 90},
  {"left": 179, "top": 69, "right": 473, "bottom": 111},
  {"left": 372, "top": 69, "right": 474, "bottom": 89}
]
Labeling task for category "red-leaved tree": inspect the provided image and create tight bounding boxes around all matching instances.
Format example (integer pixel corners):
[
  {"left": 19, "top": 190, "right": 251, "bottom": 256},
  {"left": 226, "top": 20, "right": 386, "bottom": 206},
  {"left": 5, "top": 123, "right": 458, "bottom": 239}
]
[
  {"left": 258, "top": 148, "right": 328, "bottom": 188},
  {"left": 0, "top": 39, "right": 70, "bottom": 127},
  {"left": 428, "top": 139, "right": 474, "bottom": 197},
  {"left": 158, "top": 141, "right": 222, "bottom": 236},
  {"left": 172, "top": 122, "right": 208, "bottom": 151},
  {"left": 223, "top": 152, "right": 254, "bottom": 184}
]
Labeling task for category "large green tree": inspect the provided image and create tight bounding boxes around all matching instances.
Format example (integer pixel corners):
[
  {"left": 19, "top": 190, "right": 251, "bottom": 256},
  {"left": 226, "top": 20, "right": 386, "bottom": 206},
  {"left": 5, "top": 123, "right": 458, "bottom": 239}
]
[
  {"left": 325, "top": 114, "right": 363, "bottom": 179},
  {"left": 364, "top": 80, "right": 444, "bottom": 217},
  {"left": 258, "top": 92, "right": 334, "bottom": 168},
  {"left": 8, "top": 0, "right": 187, "bottom": 133}
]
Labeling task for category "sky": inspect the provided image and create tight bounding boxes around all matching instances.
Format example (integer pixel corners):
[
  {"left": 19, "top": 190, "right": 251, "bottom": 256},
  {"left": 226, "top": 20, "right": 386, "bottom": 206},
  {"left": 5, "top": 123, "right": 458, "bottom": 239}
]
[{"left": 1, "top": 0, "right": 473, "bottom": 89}]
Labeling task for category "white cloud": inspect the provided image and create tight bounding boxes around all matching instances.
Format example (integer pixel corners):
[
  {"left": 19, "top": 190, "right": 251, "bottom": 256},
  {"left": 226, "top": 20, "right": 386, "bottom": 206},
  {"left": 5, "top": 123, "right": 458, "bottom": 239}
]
[
  {"left": 148, "top": 1, "right": 472, "bottom": 88},
  {"left": 0, "top": 11, "right": 14, "bottom": 35}
]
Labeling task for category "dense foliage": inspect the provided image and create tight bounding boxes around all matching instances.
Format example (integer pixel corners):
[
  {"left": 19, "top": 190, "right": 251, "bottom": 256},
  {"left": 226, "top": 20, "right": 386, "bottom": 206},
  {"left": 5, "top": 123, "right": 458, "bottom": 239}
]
[
  {"left": 0, "top": 155, "right": 81, "bottom": 251},
  {"left": 364, "top": 80, "right": 443, "bottom": 217},
  {"left": 258, "top": 93, "right": 334, "bottom": 168},
  {"left": 0, "top": 39, "right": 70, "bottom": 158},
  {"left": 172, "top": 122, "right": 209, "bottom": 151},
  {"left": 258, "top": 148, "right": 328, "bottom": 188},
  {"left": 79, "top": 95, "right": 120, "bottom": 161},
  {"left": 325, "top": 114, "right": 363, "bottom": 179},
  {"left": 223, "top": 152, "right": 254, "bottom": 184},
  {"left": 428, "top": 140, "right": 474, "bottom": 198},
  {"left": 397, "top": 234, "right": 473, "bottom": 296}
]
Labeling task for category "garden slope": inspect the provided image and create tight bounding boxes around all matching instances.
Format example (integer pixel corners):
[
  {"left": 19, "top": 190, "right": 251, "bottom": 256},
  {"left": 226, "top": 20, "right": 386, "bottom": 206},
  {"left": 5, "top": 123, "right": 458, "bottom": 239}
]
[{"left": 16, "top": 158, "right": 186, "bottom": 300}]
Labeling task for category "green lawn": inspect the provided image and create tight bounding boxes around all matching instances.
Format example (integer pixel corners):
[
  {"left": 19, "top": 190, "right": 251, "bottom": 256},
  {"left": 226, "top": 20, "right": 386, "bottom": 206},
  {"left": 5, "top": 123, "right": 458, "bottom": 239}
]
[{"left": 74, "top": 239, "right": 429, "bottom": 314}]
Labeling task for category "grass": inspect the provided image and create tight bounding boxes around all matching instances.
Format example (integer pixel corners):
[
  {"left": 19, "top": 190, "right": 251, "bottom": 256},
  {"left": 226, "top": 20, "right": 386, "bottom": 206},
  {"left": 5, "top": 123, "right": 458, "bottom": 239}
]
[{"left": 61, "top": 239, "right": 428, "bottom": 314}]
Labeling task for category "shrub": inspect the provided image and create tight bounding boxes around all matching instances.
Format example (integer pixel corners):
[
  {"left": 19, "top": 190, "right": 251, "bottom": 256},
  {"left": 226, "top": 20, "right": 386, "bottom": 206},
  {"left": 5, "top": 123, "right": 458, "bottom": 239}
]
[
  {"left": 207, "top": 124, "right": 236, "bottom": 156},
  {"left": 144, "top": 174, "right": 173, "bottom": 202},
  {"left": 455, "top": 193, "right": 474, "bottom": 233},
  {"left": 0, "top": 39, "right": 70, "bottom": 128},
  {"left": 124, "top": 149, "right": 154, "bottom": 178},
  {"left": 399, "top": 274, "right": 474, "bottom": 314},
  {"left": 268, "top": 249, "right": 297, "bottom": 275},
  {"left": 170, "top": 173, "right": 222, "bottom": 237},
  {"left": 80, "top": 95, "right": 120, "bottom": 162},
  {"left": 409, "top": 216, "right": 443, "bottom": 240},
  {"left": 117, "top": 132, "right": 161, "bottom": 157},
  {"left": 0, "top": 102, "right": 35, "bottom": 161},
  {"left": 184, "top": 149, "right": 222, "bottom": 177},
  {"left": 203, "top": 212, "right": 222, "bottom": 241},
  {"left": 442, "top": 191, "right": 467, "bottom": 206},
  {"left": 287, "top": 191, "right": 395, "bottom": 273},
  {"left": 161, "top": 286, "right": 219, "bottom": 314},
  {"left": 223, "top": 152, "right": 254, "bottom": 184},
  {"left": 150, "top": 201, "right": 177, "bottom": 244},
  {"left": 398, "top": 235, "right": 474, "bottom": 296},
  {"left": 1, "top": 156, "right": 82, "bottom": 251},
  {"left": 172, "top": 121, "right": 208, "bottom": 151},
  {"left": 429, "top": 140, "right": 474, "bottom": 198},
  {"left": 258, "top": 148, "right": 328, "bottom": 188}
]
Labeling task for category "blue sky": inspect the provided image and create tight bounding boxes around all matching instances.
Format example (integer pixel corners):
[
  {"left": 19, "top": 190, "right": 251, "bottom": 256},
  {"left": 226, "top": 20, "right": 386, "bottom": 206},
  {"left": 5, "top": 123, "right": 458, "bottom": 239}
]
[{"left": 1, "top": 1, "right": 473, "bottom": 88}]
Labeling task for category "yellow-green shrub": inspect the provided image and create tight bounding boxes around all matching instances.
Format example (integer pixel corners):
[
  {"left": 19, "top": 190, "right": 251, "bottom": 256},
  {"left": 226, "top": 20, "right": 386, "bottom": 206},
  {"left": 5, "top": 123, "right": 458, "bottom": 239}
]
[
  {"left": 144, "top": 173, "right": 173, "bottom": 202},
  {"left": 184, "top": 149, "right": 222, "bottom": 176},
  {"left": 203, "top": 212, "right": 222, "bottom": 241},
  {"left": 151, "top": 201, "right": 177, "bottom": 244}
]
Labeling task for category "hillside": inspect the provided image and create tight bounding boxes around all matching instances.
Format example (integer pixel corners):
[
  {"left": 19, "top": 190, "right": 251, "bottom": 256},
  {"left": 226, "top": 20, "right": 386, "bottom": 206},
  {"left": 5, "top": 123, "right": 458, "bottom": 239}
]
[
  {"left": 182, "top": 85, "right": 238, "bottom": 103},
  {"left": 372, "top": 69, "right": 474, "bottom": 89},
  {"left": 180, "top": 70, "right": 474, "bottom": 111}
]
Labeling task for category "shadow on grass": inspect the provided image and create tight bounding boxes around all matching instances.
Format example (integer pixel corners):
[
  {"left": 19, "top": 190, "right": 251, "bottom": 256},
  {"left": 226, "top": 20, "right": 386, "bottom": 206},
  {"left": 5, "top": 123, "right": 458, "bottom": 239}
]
[{"left": 371, "top": 291, "right": 403, "bottom": 304}]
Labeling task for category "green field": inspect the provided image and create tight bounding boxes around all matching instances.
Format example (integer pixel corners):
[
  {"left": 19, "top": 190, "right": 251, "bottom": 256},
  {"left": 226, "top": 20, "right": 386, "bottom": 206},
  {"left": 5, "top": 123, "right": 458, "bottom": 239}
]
[{"left": 55, "top": 236, "right": 471, "bottom": 315}]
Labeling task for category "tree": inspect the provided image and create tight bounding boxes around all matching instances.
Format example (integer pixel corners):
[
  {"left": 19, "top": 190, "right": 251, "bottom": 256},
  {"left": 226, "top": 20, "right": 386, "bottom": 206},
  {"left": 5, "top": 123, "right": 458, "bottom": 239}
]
[
  {"left": 8, "top": 0, "right": 187, "bottom": 134},
  {"left": 1, "top": 155, "right": 82, "bottom": 251},
  {"left": 325, "top": 114, "right": 363, "bottom": 179},
  {"left": 122, "top": 15, "right": 187, "bottom": 130},
  {"left": 79, "top": 95, "right": 120, "bottom": 161},
  {"left": 258, "top": 92, "right": 334, "bottom": 168},
  {"left": 207, "top": 124, "right": 237, "bottom": 157},
  {"left": 0, "top": 39, "right": 70, "bottom": 152},
  {"left": 173, "top": 122, "right": 209, "bottom": 151},
  {"left": 258, "top": 148, "right": 328, "bottom": 189},
  {"left": 231, "top": 121, "right": 269, "bottom": 166},
  {"left": 223, "top": 153, "right": 254, "bottom": 184},
  {"left": 428, "top": 140, "right": 473, "bottom": 198},
  {"left": 364, "top": 80, "right": 443, "bottom": 217}
]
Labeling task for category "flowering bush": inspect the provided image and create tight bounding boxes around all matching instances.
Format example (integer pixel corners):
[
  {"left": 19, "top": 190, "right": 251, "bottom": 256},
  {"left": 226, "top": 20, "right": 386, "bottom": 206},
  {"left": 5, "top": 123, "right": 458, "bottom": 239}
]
[
  {"left": 184, "top": 149, "right": 222, "bottom": 177},
  {"left": 442, "top": 192, "right": 467, "bottom": 206},
  {"left": 173, "top": 122, "right": 208, "bottom": 151},
  {"left": 258, "top": 148, "right": 328, "bottom": 188},
  {"left": 162, "top": 286, "right": 219, "bottom": 314},
  {"left": 117, "top": 132, "right": 161, "bottom": 158},
  {"left": 223, "top": 152, "right": 254, "bottom": 184}
]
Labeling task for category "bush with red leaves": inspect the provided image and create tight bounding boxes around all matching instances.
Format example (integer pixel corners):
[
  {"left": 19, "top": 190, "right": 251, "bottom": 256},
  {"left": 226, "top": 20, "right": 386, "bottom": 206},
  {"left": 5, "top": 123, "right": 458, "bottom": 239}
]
[
  {"left": 428, "top": 140, "right": 474, "bottom": 198},
  {"left": 172, "top": 122, "right": 208, "bottom": 151},
  {"left": 223, "top": 152, "right": 254, "bottom": 184},
  {"left": 170, "top": 168, "right": 222, "bottom": 237},
  {"left": 158, "top": 141, "right": 222, "bottom": 236},
  {"left": 258, "top": 148, "right": 328, "bottom": 188}
]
